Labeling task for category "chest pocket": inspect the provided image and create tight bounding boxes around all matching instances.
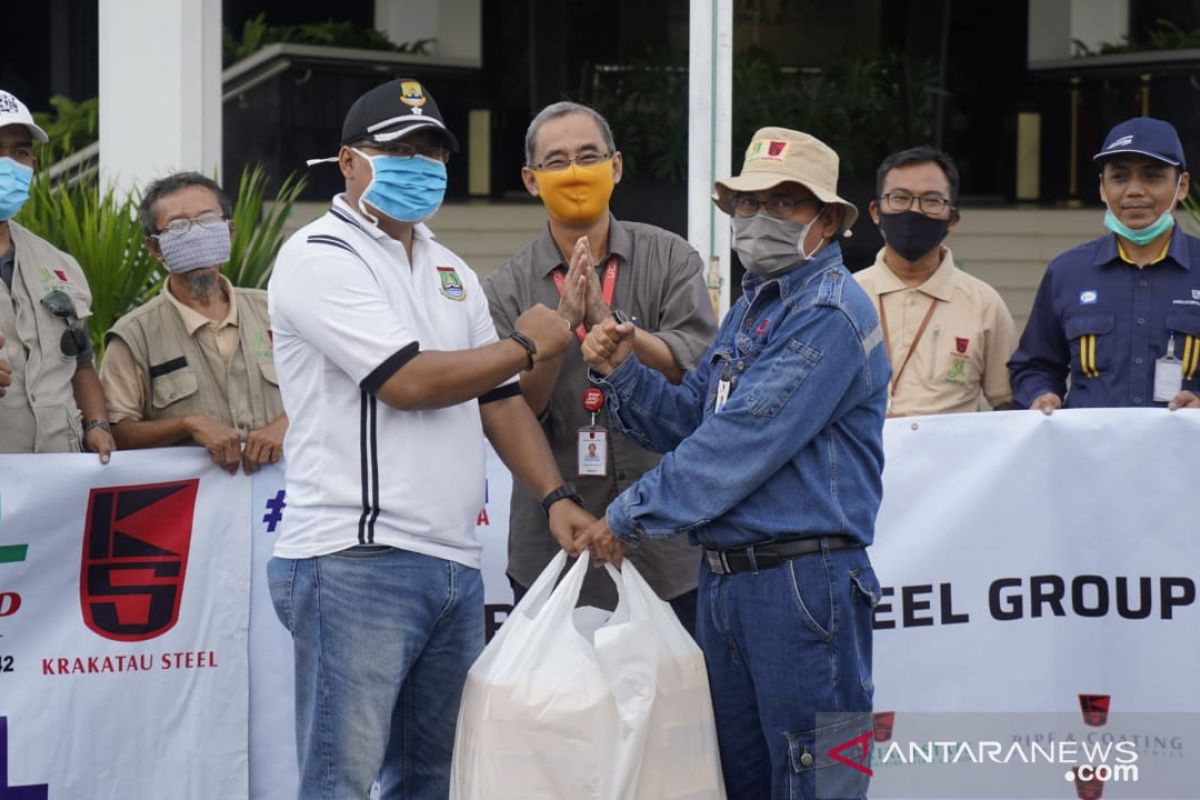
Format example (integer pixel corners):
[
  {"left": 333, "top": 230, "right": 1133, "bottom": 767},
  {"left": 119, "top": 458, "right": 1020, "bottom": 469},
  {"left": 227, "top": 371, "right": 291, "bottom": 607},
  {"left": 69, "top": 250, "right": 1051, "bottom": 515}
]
[
  {"left": 258, "top": 356, "right": 280, "bottom": 387},
  {"left": 1166, "top": 309, "right": 1200, "bottom": 381},
  {"left": 150, "top": 360, "right": 199, "bottom": 409},
  {"left": 1064, "top": 311, "right": 1115, "bottom": 378}
]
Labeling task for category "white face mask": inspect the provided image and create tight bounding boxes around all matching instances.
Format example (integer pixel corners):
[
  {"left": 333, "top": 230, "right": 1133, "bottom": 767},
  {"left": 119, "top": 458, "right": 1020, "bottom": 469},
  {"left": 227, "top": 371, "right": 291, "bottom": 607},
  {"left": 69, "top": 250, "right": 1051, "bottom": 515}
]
[{"left": 730, "top": 211, "right": 825, "bottom": 276}]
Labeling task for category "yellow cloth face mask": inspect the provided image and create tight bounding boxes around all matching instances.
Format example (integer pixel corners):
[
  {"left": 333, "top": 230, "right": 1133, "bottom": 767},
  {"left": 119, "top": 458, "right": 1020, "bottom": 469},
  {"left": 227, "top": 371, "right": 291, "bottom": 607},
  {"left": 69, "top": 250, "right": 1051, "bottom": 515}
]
[{"left": 531, "top": 160, "right": 615, "bottom": 224}]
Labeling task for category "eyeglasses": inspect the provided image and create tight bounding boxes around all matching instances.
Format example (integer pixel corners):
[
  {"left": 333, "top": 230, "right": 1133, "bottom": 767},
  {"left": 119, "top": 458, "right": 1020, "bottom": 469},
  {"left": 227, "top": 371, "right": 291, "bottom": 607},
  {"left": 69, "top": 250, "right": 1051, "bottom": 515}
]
[
  {"left": 362, "top": 142, "right": 452, "bottom": 163},
  {"left": 528, "top": 152, "right": 613, "bottom": 172},
  {"left": 730, "top": 194, "right": 822, "bottom": 219},
  {"left": 155, "top": 212, "right": 227, "bottom": 237},
  {"left": 880, "top": 191, "right": 953, "bottom": 216},
  {"left": 40, "top": 289, "right": 89, "bottom": 357}
]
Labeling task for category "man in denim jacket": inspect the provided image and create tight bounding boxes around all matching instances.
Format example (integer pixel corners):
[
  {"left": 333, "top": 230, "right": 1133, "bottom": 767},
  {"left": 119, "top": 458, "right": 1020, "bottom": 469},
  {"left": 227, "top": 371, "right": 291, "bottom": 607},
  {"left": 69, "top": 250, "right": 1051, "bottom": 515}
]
[{"left": 581, "top": 128, "right": 889, "bottom": 800}]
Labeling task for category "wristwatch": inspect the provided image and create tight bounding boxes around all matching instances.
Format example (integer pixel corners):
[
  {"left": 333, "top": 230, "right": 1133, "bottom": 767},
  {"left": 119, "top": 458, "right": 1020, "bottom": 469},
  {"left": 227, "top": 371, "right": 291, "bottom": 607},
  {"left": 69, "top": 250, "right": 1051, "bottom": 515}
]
[
  {"left": 83, "top": 419, "right": 112, "bottom": 435},
  {"left": 506, "top": 330, "right": 537, "bottom": 371},
  {"left": 540, "top": 481, "right": 587, "bottom": 515}
]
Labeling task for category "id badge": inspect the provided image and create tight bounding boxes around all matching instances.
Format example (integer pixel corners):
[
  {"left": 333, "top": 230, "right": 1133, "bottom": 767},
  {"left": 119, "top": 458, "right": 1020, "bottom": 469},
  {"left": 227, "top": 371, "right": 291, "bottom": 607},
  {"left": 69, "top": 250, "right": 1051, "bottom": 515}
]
[
  {"left": 578, "top": 427, "right": 608, "bottom": 477},
  {"left": 1153, "top": 357, "right": 1183, "bottom": 402},
  {"left": 714, "top": 379, "right": 731, "bottom": 413}
]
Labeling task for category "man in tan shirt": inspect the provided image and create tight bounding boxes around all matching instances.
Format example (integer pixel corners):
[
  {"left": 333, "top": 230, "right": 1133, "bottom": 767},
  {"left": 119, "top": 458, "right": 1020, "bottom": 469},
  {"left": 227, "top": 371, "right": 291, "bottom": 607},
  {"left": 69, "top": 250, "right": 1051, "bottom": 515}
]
[
  {"left": 100, "top": 172, "right": 286, "bottom": 473},
  {"left": 855, "top": 146, "right": 1016, "bottom": 416}
]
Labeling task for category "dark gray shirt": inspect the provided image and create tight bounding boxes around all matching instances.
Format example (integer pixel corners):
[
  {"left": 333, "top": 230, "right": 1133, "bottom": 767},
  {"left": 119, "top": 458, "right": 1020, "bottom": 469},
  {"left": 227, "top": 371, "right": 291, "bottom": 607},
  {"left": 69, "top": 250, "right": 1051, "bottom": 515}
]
[
  {"left": 1, "top": 245, "right": 14, "bottom": 290},
  {"left": 483, "top": 216, "right": 717, "bottom": 607}
]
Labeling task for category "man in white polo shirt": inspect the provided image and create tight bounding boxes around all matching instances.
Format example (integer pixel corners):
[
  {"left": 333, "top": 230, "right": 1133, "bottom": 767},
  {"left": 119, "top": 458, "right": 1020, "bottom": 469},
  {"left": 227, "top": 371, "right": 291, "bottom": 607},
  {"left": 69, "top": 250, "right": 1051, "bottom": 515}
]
[{"left": 267, "top": 78, "right": 593, "bottom": 799}]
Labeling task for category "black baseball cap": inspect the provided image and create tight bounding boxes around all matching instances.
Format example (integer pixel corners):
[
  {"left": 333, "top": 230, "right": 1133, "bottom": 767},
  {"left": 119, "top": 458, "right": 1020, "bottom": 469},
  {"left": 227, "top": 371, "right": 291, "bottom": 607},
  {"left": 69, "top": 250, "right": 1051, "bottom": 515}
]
[{"left": 340, "top": 78, "right": 460, "bottom": 152}]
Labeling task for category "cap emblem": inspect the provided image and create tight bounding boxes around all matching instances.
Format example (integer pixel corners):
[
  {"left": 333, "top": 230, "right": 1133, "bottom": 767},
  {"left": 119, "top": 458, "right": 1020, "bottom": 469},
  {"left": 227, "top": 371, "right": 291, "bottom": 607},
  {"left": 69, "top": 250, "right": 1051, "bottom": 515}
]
[{"left": 400, "top": 81, "right": 427, "bottom": 108}]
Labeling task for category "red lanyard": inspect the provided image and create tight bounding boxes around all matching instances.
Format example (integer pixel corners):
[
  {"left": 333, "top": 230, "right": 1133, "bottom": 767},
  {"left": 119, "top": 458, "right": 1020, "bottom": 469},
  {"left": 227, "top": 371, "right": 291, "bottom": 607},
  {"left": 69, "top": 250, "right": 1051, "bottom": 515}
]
[{"left": 551, "top": 256, "right": 618, "bottom": 343}]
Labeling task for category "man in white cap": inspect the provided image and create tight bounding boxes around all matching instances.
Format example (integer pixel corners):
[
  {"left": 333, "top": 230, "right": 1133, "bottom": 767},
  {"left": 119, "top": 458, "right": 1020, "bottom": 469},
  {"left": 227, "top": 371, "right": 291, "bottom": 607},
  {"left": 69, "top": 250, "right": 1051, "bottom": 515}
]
[
  {"left": 579, "top": 127, "right": 889, "bottom": 799},
  {"left": 0, "top": 89, "right": 114, "bottom": 461},
  {"left": 267, "top": 78, "right": 594, "bottom": 798}
]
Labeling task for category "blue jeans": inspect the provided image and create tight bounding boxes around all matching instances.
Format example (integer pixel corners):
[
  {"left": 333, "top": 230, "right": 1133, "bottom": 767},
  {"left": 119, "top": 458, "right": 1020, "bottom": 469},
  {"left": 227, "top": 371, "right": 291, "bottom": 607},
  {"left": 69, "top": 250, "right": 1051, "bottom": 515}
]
[
  {"left": 696, "top": 542, "right": 881, "bottom": 800},
  {"left": 268, "top": 546, "right": 484, "bottom": 800}
]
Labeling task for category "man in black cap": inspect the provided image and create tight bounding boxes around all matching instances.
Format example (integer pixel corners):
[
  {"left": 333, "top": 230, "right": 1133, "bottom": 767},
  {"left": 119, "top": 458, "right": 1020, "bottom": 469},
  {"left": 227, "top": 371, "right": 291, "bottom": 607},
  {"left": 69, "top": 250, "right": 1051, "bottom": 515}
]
[
  {"left": 1010, "top": 116, "right": 1200, "bottom": 411},
  {"left": 266, "top": 78, "right": 594, "bottom": 798}
]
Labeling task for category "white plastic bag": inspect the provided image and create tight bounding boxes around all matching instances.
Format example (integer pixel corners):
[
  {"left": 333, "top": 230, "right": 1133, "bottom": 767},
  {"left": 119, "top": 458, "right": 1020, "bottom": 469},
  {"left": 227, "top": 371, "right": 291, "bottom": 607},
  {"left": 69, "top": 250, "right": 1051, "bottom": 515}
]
[{"left": 450, "top": 552, "right": 725, "bottom": 800}]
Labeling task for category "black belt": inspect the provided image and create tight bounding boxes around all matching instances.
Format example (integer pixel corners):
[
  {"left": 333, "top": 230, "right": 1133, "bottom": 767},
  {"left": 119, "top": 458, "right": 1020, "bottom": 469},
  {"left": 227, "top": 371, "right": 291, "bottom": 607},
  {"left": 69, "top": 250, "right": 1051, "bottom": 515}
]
[{"left": 704, "top": 535, "right": 861, "bottom": 575}]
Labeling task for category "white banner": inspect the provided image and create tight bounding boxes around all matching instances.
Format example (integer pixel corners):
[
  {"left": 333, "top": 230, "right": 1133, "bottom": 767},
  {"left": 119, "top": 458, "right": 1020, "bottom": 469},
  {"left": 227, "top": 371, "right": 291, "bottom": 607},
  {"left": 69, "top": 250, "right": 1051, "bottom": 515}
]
[
  {"left": 0, "top": 449, "right": 250, "bottom": 800},
  {"left": 1, "top": 411, "right": 1197, "bottom": 797}
]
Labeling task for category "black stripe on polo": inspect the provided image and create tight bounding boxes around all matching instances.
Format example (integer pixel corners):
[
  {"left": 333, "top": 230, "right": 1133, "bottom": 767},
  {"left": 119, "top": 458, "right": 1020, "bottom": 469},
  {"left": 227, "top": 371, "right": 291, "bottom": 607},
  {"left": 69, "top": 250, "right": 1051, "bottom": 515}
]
[
  {"left": 479, "top": 382, "right": 522, "bottom": 405},
  {"left": 359, "top": 342, "right": 420, "bottom": 394},
  {"left": 148, "top": 356, "right": 188, "bottom": 379},
  {"left": 366, "top": 395, "right": 380, "bottom": 543},
  {"left": 307, "top": 234, "right": 362, "bottom": 259},
  {"left": 358, "top": 392, "right": 370, "bottom": 545},
  {"left": 329, "top": 206, "right": 369, "bottom": 234}
]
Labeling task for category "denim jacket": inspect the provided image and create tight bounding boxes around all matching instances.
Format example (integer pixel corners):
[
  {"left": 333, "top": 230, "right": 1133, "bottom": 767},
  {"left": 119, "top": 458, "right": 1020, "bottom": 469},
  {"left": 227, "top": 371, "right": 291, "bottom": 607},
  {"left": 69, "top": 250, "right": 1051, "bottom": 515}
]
[{"left": 595, "top": 243, "right": 890, "bottom": 550}]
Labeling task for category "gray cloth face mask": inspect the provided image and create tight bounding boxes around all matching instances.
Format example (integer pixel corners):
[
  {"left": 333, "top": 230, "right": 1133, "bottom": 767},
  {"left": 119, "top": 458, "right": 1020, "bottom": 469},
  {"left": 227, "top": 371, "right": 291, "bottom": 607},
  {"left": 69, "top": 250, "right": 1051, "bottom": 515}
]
[
  {"left": 156, "top": 222, "right": 232, "bottom": 274},
  {"left": 730, "top": 212, "right": 823, "bottom": 276}
]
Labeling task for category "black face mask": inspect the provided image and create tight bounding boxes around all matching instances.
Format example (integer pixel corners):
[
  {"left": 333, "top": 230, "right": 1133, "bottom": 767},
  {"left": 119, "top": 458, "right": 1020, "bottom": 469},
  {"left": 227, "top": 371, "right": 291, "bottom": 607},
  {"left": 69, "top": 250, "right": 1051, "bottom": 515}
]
[{"left": 876, "top": 210, "right": 951, "bottom": 262}]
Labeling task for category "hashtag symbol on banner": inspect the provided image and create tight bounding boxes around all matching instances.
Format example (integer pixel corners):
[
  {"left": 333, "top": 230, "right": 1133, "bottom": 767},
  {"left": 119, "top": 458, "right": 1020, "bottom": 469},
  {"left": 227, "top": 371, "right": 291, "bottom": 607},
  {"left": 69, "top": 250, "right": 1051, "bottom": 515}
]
[{"left": 262, "top": 490, "right": 287, "bottom": 533}]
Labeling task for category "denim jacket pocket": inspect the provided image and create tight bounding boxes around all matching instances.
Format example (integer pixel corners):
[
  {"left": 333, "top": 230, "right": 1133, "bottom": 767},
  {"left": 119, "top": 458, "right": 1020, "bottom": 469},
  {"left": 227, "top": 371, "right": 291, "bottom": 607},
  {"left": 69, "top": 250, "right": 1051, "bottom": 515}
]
[
  {"left": 746, "top": 337, "right": 822, "bottom": 418},
  {"left": 786, "top": 713, "right": 873, "bottom": 800}
]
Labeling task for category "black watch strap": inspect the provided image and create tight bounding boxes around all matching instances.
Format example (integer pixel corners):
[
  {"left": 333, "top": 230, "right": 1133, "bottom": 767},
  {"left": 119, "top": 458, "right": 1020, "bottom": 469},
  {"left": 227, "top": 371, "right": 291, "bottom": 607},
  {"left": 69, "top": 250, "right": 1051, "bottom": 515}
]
[
  {"left": 506, "top": 330, "right": 537, "bottom": 371},
  {"left": 540, "top": 481, "right": 586, "bottom": 514}
]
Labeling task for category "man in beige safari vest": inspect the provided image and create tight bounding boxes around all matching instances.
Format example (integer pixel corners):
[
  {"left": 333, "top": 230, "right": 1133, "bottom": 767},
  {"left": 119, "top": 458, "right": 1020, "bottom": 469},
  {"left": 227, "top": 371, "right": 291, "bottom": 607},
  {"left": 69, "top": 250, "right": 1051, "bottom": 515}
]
[
  {"left": 0, "top": 88, "right": 114, "bottom": 462},
  {"left": 100, "top": 172, "right": 286, "bottom": 474}
]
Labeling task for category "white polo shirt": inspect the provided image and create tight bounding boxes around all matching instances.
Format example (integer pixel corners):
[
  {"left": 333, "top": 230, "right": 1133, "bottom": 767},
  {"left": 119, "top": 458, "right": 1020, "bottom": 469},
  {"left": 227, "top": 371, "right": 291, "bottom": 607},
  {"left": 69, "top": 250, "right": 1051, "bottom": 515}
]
[{"left": 267, "top": 195, "right": 517, "bottom": 566}]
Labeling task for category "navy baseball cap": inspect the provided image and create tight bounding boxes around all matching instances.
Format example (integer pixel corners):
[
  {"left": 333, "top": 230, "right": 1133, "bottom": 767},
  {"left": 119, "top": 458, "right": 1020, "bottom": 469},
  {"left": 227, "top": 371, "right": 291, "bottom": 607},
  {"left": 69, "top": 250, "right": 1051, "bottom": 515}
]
[
  {"left": 1093, "top": 117, "right": 1186, "bottom": 169},
  {"left": 340, "top": 78, "right": 459, "bottom": 152}
]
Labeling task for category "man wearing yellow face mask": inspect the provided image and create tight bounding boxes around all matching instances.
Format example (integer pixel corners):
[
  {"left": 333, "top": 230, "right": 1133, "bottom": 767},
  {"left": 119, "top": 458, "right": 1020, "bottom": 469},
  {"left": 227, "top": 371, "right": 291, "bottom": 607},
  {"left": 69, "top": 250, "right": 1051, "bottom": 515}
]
[{"left": 484, "top": 101, "right": 717, "bottom": 628}]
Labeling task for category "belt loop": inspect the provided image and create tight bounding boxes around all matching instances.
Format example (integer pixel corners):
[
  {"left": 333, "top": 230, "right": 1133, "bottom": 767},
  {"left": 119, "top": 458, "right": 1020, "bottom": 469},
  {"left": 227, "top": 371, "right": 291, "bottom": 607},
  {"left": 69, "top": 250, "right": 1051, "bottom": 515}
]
[
  {"left": 745, "top": 545, "right": 759, "bottom": 574},
  {"left": 719, "top": 550, "right": 731, "bottom": 575},
  {"left": 820, "top": 536, "right": 831, "bottom": 558}
]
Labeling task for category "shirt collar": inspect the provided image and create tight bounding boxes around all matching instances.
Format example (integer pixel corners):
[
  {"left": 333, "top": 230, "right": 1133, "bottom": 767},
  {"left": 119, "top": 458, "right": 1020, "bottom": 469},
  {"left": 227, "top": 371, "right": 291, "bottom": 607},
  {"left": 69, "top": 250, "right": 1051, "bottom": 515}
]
[
  {"left": 331, "top": 194, "right": 434, "bottom": 242},
  {"left": 869, "top": 246, "right": 957, "bottom": 301},
  {"left": 1095, "top": 229, "right": 1191, "bottom": 270},
  {"left": 741, "top": 239, "right": 843, "bottom": 303},
  {"left": 163, "top": 274, "right": 238, "bottom": 335},
  {"left": 534, "top": 213, "right": 630, "bottom": 276}
]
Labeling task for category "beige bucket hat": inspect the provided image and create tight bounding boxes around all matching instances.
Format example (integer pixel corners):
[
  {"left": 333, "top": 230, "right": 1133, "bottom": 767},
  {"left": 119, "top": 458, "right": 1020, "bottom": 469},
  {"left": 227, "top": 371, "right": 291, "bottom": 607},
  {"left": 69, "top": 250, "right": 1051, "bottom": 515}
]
[{"left": 713, "top": 127, "right": 858, "bottom": 230}]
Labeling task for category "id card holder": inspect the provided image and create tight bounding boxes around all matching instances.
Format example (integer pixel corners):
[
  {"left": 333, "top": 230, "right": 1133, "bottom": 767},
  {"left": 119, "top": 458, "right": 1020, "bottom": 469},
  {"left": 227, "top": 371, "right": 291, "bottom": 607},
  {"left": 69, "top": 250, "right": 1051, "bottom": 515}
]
[
  {"left": 1154, "top": 335, "right": 1184, "bottom": 402},
  {"left": 714, "top": 379, "right": 731, "bottom": 413},
  {"left": 578, "top": 427, "right": 608, "bottom": 477},
  {"left": 1154, "top": 357, "right": 1183, "bottom": 402}
]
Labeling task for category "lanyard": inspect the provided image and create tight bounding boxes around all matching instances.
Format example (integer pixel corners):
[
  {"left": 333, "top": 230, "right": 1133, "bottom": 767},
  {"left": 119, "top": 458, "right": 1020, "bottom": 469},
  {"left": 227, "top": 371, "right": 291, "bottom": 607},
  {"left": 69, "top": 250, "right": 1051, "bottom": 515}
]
[
  {"left": 878, "top": 294, "right": 939, "bottom": 402},
  {"left": 552, "top": 255, "right": 618, "bottom": 343}
]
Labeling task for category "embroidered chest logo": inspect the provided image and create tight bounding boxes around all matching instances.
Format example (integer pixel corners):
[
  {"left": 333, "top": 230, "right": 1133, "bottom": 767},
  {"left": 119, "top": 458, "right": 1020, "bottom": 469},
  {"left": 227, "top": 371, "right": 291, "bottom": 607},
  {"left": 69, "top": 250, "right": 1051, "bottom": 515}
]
[
  {"left": 955, "top": 336, "right": 969, "bottom": 354},
  {"left": 754, "top": 319, "right": 770, "bottom": 336},
  {"left": 437, "top": 266, "right": 466, "bottom": 301},
  {"left": 253, "top": 329, "right": 273, "bottom": 361},
  {"left": 36, "top": 266, "right": 71, "bottom": 294},
  {"left": 1079, "top": 290, "right": 1099, "bottom": 305}
]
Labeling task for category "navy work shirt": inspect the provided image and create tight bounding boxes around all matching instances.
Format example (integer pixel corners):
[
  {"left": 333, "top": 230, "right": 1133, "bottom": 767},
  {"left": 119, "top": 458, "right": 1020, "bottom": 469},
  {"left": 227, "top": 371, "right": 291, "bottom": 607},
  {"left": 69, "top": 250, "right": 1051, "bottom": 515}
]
[{"left": 1009, "top": 230, "right": 1200, "bottom": 408}]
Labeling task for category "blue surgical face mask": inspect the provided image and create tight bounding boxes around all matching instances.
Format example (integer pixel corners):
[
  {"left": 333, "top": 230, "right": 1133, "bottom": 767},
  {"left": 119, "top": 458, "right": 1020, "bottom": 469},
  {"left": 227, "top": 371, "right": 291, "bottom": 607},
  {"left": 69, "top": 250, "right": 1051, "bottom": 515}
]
[
  {"left": 352, "top": 148, "right": 447, "bottom": 224},
  {"left": 1103, "top": 174, "right": 1182, "bottom": 245},
  {"left": 0, "top": 157, "right": 34, "bottom": 221}
]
